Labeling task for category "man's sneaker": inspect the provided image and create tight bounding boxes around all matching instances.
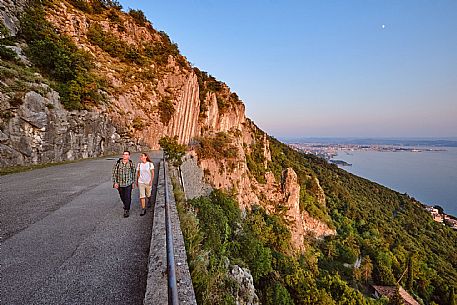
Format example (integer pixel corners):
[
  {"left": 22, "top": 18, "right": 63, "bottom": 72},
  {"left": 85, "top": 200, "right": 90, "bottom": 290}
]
[
  {"left": 140, "top": 209, "right": 146, "bottom": 216},
  {"left": 124, "top": 210, "right": 129, "bottom": 218}
]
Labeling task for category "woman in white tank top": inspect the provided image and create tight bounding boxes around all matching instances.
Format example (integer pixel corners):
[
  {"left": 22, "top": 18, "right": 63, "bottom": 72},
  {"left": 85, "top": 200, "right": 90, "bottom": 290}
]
[{"left": 136, "top": 153, "right": 154, "bottom": 216}]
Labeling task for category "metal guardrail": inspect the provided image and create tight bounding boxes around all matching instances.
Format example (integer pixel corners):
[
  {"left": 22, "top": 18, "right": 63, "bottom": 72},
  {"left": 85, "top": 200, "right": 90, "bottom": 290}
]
[{"left": 163, "top": 159, "right": 179, "bottom": 305}]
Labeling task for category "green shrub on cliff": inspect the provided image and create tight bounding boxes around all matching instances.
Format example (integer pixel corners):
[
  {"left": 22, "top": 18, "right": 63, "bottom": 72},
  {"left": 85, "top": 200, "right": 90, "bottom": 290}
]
[
  {"left": 128, "top": 9, "right": 147, "bottom": 27},
  {"left": 87, "top": 23, "right": 145, "bottom": 65},
  {"left": 0, "top": 46, "right": 18, "bottom": 61},
  {"left": 159, "top": 136, "right": 186, "bottom": 167},
  {"left": 196, "top": 132, "right": 238, "bottom": 161},
  {"left": 69, "top": 0, "right": 122, "bottom": 14},
  {"left": 157, "top": 97, "right": 175, "bottom": 125}
]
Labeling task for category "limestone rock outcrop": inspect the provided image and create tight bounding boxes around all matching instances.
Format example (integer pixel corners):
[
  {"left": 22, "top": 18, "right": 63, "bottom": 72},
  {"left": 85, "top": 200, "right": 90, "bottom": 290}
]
[
  {"left": 282, "top": 168, "right": 306, "bottom": 250},
  {"left": 281, "top": 168, "right": 336, "bottom": 249},
  {"left": 0, "top": 0, "right": 28, "bottom": 37},
  {"left": 0, "top": 86, "right": 144, "bottom": 166},
  {"left": 229, "top": 265, "right": 260, "bottom": 305}
]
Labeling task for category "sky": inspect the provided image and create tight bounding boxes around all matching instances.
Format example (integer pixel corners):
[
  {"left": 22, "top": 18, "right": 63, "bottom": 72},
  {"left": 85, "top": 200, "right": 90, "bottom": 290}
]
[{"left": 119, "top": 0, "right": 457, "bottom": 139}]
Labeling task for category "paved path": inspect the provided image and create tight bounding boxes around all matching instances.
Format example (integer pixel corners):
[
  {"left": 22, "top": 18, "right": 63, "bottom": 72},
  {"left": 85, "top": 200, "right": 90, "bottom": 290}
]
[{"left": 0, "top": 152, "right": 162, "bottom": 305}]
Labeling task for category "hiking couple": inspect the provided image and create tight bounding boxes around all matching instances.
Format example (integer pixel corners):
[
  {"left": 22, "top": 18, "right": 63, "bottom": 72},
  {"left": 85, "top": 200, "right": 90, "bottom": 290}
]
[{"left": 112, "top": 151, "right": 154, "bottom": 218}]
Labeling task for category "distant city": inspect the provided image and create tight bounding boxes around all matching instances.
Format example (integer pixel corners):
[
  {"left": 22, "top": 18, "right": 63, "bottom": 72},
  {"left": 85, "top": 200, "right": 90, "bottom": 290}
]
[{"left": 288, "top": 142, "right": 447, "bottom": 165}]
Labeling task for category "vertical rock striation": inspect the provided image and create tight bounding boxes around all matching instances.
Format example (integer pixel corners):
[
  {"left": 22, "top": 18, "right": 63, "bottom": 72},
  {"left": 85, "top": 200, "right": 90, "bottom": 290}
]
[{"left": 167, "top": 73, "right": 200, "bottom": 144}]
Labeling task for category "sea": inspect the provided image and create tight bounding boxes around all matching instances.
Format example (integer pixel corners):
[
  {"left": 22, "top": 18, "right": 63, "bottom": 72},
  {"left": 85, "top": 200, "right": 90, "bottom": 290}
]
[{"left": 332, "top": 147, "right": 457, "bottom": 216}]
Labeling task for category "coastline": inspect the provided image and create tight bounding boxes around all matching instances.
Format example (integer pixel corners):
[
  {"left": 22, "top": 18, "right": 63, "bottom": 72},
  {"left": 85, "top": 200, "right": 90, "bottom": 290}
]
[
  {"left": 288, "top": 141, "right": 457, "bottom": 218},
  {"left": 331, "top": 147, "right": 457, "bottom": 218}
]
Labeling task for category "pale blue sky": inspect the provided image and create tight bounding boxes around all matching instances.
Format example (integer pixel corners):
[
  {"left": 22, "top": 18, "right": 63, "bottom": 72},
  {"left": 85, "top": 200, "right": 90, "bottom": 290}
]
[{"left": 120, "top": 0, "right": 457, "bottom": 138}]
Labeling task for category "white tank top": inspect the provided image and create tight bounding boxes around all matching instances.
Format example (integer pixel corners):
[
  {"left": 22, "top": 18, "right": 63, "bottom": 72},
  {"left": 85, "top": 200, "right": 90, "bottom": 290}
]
[{"left": 138, "top": 162, "right": 154, "bottom": 184}]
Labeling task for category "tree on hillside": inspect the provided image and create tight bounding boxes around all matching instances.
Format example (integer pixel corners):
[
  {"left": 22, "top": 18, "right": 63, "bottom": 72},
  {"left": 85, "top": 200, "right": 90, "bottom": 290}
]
[
  {"left": 433, "top": 205, "right": 444, "bottom": 215},
  {"left": 388, "top": 285, "right": 404, "bottom": 305},
  {"left": 159, "top": 136, "right": 186, "bottom": 167},
  {"left": 406, "top": 256, "right": 414, "bottom": 291},
  {"left": 360, "top": 255, "right": 373, "bottom": 283}
]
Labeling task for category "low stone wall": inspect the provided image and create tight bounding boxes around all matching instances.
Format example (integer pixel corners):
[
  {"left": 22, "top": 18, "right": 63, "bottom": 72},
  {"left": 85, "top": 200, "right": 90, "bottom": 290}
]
[
  {"left": 166, "top": 162, "right": 197, "bottom": 305},
  {"left": 144, "top": 160, "right": 197, "bottom": 305},
  {"left": 144, "top": 161, "right": 168, "bottom": 305}
]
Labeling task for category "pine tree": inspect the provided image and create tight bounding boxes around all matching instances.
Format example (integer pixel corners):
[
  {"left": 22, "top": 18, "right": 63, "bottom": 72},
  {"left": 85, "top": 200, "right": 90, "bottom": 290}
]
[
  {"left": 360, "top": 256, "right": 373, "bottom": 283},
  {"left": 406, "top": 256, "right": 413, "bottom": 291},
  {"left": 388, "top": 285, "right": 404, "bottom": 305}
]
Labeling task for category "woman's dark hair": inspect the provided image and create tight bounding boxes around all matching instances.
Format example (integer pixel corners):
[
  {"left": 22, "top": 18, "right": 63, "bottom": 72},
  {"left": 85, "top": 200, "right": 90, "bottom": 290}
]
[{"left": 142, "top": 152, "right": 152, "bottom": 162}]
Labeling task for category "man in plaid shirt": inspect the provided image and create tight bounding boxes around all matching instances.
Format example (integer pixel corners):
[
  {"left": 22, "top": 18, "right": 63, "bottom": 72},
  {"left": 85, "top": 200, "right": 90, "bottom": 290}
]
[{"left": 112, "top": 150, "right": 136, "bottom": 218}]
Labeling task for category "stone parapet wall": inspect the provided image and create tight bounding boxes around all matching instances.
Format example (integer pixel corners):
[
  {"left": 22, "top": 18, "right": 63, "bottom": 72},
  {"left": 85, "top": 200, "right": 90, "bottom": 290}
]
[{"left": 144, "top": 160, "right": 197, "bottom": 305}]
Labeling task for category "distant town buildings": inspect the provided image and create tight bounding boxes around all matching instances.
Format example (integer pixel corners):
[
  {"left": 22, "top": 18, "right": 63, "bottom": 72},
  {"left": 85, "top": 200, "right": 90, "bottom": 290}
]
[
  {"left": 444, "top": 215, "right": 457, "bottom": 229},
  {"left": 288, "top": 143, "right": 445, "bottom": 161},
  {"left": 425, "top": 206, "right": 457, "bottom": 230},
  {"left": 426, "top": 206, "right": 444, "bottom": 222}
]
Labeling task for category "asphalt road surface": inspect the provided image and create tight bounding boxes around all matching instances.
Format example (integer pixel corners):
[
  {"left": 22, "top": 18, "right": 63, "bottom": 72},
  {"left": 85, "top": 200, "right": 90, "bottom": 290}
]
[{"left": 0, "top": 152, "right": 162, "bottom": 305}]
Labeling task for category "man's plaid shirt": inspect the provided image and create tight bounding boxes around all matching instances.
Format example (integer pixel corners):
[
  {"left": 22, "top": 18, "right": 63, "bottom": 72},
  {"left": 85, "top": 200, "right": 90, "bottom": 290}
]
[{"left": 112, "top": 160, "right": 136, "bottom": 187}]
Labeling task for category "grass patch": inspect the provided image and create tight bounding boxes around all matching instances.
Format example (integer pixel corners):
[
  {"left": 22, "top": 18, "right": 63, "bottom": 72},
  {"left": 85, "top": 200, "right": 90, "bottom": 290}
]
[
  {"left": 0, "top": 45, "right": 18, "bottom": 61},
  {"left": 0, "top": 160, "right": 80, "bottom": 176},
  {"left": 0, "top": 153, "right": 120, "bottom": 176}
]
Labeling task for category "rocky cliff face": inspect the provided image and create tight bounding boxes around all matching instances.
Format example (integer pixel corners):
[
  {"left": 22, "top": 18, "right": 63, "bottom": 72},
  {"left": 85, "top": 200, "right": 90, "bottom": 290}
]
[
  {"left": 0, "top": 0, "right": 28, "bottom": 37},
  {"left": 0, "top": 0, "right": 334, "bottom": 249},
  {"left": 190, "top": 121, "right": 335, "bottom": 250}
]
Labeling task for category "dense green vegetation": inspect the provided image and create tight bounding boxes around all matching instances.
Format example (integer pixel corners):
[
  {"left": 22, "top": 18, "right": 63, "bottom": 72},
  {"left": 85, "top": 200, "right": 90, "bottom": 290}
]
[
  {"left": 0, "top": 45, "right": 17, "bottom": 62},
  {"left": 85, "top": 9, "right": 185, "bottom": 69},
  {"left": 267, "top": 136, "right": 457, "bottom": 305},
  {"left": 159, "top": 136, "right": 186, "bottom": 167},
  {"left": 0, "top": 20, "right": 10, "bottom": 38},
  {"left": 176, "top": 187, "right": 384, "bottom": 305},
  {"left": 157, "top": 97, "right": 175, "bottom": 125},
  {"left": 9, "top": 0, "right": 188, "bottom": 111},
  {"left": 175, "top": 128, "right": 456, "bottom": 304},
  {"left": 68, "top": 0, "right": 122, "bottom": 14},
  {"left": 128, "top": 8, "right": 148, "bottom": 27}
]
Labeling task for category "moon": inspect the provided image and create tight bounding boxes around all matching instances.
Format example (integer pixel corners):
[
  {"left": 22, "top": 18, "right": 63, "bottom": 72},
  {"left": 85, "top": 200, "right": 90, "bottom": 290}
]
[{"left": 381, "top": 24, "right": 386, "bottom": 29}]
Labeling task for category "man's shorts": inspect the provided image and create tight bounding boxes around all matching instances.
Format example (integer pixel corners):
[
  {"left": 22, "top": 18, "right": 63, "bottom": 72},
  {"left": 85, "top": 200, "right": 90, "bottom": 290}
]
[{"left": 139, "top": 183, "right": 152, "bottom": 198}]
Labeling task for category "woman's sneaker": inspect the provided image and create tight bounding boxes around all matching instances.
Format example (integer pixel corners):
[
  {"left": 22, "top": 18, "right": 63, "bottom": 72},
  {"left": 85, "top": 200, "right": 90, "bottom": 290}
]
[
  {"left": 124, "top": 210, "right": 129, "bottom": 218},
  {"left": 140, "top": 209, "right": 146, "bottom": 216}
]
